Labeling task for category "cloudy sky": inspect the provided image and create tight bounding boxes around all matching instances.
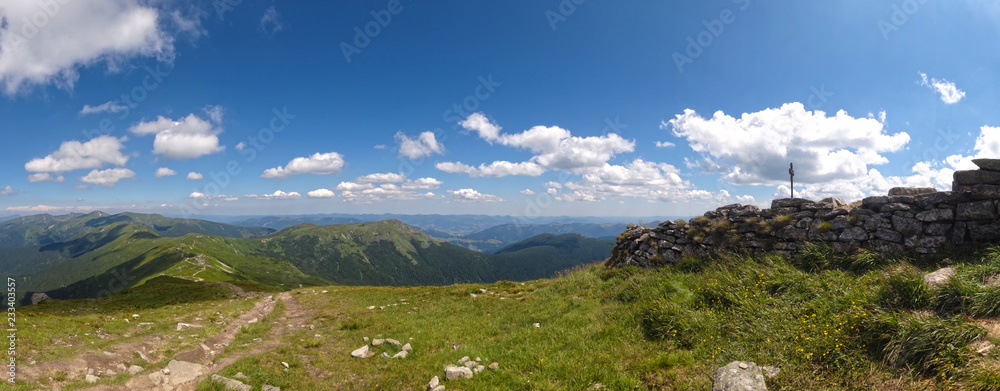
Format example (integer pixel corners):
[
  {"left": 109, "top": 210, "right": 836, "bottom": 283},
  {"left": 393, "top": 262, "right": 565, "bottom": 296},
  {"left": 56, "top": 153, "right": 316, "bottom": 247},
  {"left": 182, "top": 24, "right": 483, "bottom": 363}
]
[{"left": 0, "top": 1, "right": 997, "bottom": 217}]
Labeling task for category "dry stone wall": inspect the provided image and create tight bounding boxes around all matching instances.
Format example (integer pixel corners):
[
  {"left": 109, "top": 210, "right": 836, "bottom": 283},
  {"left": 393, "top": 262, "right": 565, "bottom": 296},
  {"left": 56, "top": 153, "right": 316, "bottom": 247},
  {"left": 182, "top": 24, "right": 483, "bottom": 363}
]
[{"left": 608, "top": 160, "right": 1000, "bottom": 268}]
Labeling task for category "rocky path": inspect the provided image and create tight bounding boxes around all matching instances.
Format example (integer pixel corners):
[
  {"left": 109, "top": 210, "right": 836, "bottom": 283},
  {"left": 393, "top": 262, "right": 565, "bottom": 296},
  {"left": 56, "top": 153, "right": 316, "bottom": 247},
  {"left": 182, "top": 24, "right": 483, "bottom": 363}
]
[{"left": 25, "top": 290, "right": 312, "bottom": 391}]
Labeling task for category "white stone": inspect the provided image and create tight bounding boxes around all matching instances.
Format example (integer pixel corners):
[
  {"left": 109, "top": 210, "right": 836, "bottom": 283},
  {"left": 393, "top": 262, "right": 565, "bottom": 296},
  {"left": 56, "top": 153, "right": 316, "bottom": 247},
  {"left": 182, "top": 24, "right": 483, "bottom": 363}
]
[
  {"left": 386, "top": 338, "right": 401, "bottom": 347},
  {"left": 351, "top": 345, "right": 370, "bottom": 358},
  {"left": 924, "top": 267, "right": 956, "bottom": 288},
  {"left": 372, "top": 338, "right": 384, "bottom": 346},
  {"left": 445, "top": 365, "right": 474, "bottom": 380},
  {"left": 458, "top": 356, "right": 470, "bottom": 365},
  {"left": 212, "top": 374, "right": 252, "bottom": 391},
  {"left": 392, "top": 350, "right": 408, "bottom": 359},
  {"left": 402, "top": 343, "right": 412, "bottom": 351},
  {"left": 127, "top": 365, "right": 144, "bottom": 375},
  {"left": 85, "top": 374, "right": 100, "bottom": 383}
]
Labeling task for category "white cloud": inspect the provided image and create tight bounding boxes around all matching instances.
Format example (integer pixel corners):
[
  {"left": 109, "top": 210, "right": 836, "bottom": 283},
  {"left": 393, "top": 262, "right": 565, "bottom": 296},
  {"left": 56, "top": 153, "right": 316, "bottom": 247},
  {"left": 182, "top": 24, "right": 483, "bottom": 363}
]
[
  {"left": 155, "top": 167, "right": 177, "bottom": 178},
  {"left": 128, "top": 113, "right": 224, "bottom": 160},
  {"left": 80, "top": 168, "right": 135, "bottom": 187},
  {"left": 336, "top": 181, "right": 374, "bottom": 191},
  {"left": 919, "top": 72, "right": 965, "bottom": 104},
  {"left": 357, "top": 172, "right": 407, "bottom": 183},
  {"left": 245, "top": 190, "right": 301, "bottom": 200},
  {"left": 0, "top": 0, "right": 177, "bottom": 95},
  {"left": 261, "top": 152, "right": 345, "bottom": 179},
  {"left": 79, "top": 101, "right": 127, "bottom": 115},
  {"left": 259, "top": 6, "right": 284, "bottom": 35},
  {"left": 667, "top": 102, "right": 910, "bottom": 186},
  {"left": 445, "top": 113, "right": 634, "bottom": 177},
  {"left": 396, "top": 131, "right": 444, "bottom": 159},
  {"left": 27, "top": 173, "right": 64, "bottom": 183},
  {"left": 520, "top": 189, "right": 535, "bottom": 195},
  {"left": 448, "top": 188, "right": 503, "bottom": 203},
  {"left": 307, "top": 188, "right": 335, "bottom": 198},
  {"left": 235, "top": 142, "right": 247, "bottom": 151},
  {"left": 187, "top": 172, "right": 204, "bottom": 180},
  {"left": 188, "top": 192, "right": 237, "bottom": 201},
  {"left": 402, "top": 177, "right": 443, "bottom": 190},
  {"left": 374, "top": 144, "right": 386, "bottom": 150},
  {"left": 4, "top": 204, "right": 108, "bottom": 213},
  {"left": 435, "top": 161, "right": 546, "bottom": 177},
  {"left": 655, "top": 141, "right": 675, "bottom": 148},
  {"left": 0, "top": 186, "right": 21, "bottom": 195},
  {"left": 550, "top": 159, "right": 743, "bottom": 204},
  {"left": 25, "top": 135, "right": 129, "bottom": 173}
]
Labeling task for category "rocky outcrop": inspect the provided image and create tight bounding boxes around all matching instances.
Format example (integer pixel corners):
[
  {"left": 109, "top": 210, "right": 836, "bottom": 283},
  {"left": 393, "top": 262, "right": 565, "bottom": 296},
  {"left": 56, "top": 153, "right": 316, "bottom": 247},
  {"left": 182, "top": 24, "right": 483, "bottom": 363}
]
[
  {"left": 609, "top": 162, "right": 1000, "bottom": 268},
  {"left": 712, "top": 361, "right": 767, "bottom": 391}
]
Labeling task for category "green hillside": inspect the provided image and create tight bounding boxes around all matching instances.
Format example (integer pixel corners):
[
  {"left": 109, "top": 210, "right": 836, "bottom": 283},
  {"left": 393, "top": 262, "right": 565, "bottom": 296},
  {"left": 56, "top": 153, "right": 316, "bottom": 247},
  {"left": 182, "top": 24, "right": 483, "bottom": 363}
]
[{"left": 445, "top": 222, "right": 625, "bottom": 253}]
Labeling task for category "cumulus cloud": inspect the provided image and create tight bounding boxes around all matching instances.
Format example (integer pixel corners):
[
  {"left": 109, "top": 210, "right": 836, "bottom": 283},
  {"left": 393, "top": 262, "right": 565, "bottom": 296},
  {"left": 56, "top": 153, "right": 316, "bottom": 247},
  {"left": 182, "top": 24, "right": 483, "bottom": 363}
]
[
  {"left": 655, "top": 141, "right": 675, "bottom": 148},
  {"left": 27, "top": 173, "right": 64, "bottom": 183},
  {"left": 441, "top": 113, "right": 634, "bottom": 177},
  {"left": 307, "top": 188, "right": 335, "bottom": 198},
  {"left": 0, "top": 0, "right": 178, "bottom": 94},
  {"left": 80, "top": 101, "right": 127, "bottom": 115},
  {"left": 244, "top": 190, "right": 301, "bottom": 200},
  {"left": 335, "top": 174, "right": 443, "bottom": 203},
  {"left": 261, "top": 152, "right": 345, "bottom": 179},
  {"left": 155, "top": 167, "right": 177, "bottom": 177},
  {"left": 80, "top": 168, "right": 135, "bottom": 187},
  {"left": 919, "top": 73, "right": 965, "bottom": 104},
  {"left": 435, "top": 161, "right": 546, "bottom": 177},
  {"left": 128, "top": 113, "right": 224, "bottom": 160},
  {"left": 187, "top": 172, "right": 203, "bottom": 180},
  {"left": 25, "top": 135, "right": 129, "bottom": 173},
  {"left": 259, "top": 6, "right": 284, "bottom": 35},
  {"left": 667, "top": 102, "right": 910, "bottom": 186},
  {"left": 4, "top": 204, "right": 112, "bottom": 213},
  {"left": 448, "top": 188, "right": 503, "bottom": 203},
  {"left": 520, "top": 189, "right": 535, "bottom": 195},
  {"left": 0, "top": 186, "right": 21, "bottom": 195},
  {"left": 396, "top": 131, "right": 444, "bottom": 159},
  {"left": 554, "top": 159, "right": 707, "bottom": 203}
]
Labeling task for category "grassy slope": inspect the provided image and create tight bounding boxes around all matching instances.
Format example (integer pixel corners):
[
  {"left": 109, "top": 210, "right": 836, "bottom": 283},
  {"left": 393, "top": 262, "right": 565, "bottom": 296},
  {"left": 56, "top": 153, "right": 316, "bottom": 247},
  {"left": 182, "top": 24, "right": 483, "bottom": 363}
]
[{"left": 198, "top": 246, "right": 1000, "bottom": 391}]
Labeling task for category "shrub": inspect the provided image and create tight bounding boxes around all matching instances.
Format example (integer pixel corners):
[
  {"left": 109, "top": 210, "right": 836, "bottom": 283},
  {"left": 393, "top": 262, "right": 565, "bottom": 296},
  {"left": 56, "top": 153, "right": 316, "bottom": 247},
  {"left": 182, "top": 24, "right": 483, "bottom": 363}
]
[
  {"left": 970, "top": 285, "right": 1000, "bottom": 317},
  {"left": 849, "top": 248, "right": 889, "bottom": 272},
  {"left": 882, "top": 314, "right": 985, "bottom": 376},
  {"left": 934, "top": 276, "right": 981, "bottom": 316},
  {"left": 792, "top": 242, "right": 835, "bottom": 272}
]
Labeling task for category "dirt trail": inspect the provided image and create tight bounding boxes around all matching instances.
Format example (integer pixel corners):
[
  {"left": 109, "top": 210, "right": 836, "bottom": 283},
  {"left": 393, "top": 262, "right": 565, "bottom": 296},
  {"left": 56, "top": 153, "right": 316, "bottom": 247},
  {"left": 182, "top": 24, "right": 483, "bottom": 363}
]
[
  {"left": 75, "top": 291, "right": 312, "bottom": 391},
  {"left": 21, "top": 289, "right": 295, "bottom": 391}
]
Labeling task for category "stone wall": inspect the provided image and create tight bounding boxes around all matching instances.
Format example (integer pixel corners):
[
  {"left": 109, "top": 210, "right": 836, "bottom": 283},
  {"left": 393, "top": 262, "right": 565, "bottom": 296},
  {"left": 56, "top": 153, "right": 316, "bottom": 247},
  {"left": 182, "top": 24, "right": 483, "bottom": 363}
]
[{"left": 607, "top": 159, "right": 1000, "bottom": 268}]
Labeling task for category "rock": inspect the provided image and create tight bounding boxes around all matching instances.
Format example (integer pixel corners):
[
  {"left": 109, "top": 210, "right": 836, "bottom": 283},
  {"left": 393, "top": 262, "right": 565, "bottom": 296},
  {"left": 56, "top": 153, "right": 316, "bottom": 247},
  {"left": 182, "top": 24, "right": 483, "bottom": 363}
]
[
  {"left": 445, "top": 365, "right": 474, "bottom": 380},
  {"left": 973, "top": 158, "right": 1000, "bottom": 171},
  {"left": 402, "top": 343, "right": 412, "bottom": 351},
  {"left": 386, "top": 338, "right": 402, "bottom": 347},
  {"left": 892, "top": 215, "right": 924, "bottom": 235},
  {"left": 393, "top": 350, "right": 408, "bottom": 359},
  {"left": 176, "top": 322, "right": 202, "bottom": 331},
  {"left": 888, "top": 187, "right": 937, "bottom": 197},
  {"left": 211, "top": 374, "right": 252, "bottom": 391},
  {"left": 874, "top": 228, "right": 903, "bottom": 243},
  {"left": 488, "top": 362, "right": 499, "bottom": 370},
  {"left": 973, "top": 340, "right": 995, "bottom": 356},
  {"left": 955, "top": 170, "right": 1000, "bottom": 186},
  {"left": 761, "top": 366, "right": 780, "bottom": 378},
  {"left": 367, "top": 306, "right": 376, "bottom": 310},
  {"left": 381, "top": 352, "right": 390, "bottom": 358},
  {"left": 105, "top": 369, "right": 117, "bottom": 376},
  {"left": 351, "top": 345, "right": 370, "bottom": 358},
  {"left": 116, "top": 363, "right": 127, "bottom": 372},
  {"left": 916, "top": 208, "right": 954, "bottom": 222},
  {"left": 136, "top": 350, "right": 150, "bottom": 363},
  {"left": 427, "top": 375, "right": 441, "bottom": 391},
  {"left": 372, "top": 338, "right": 384, "bottom": 346},
  {"left": 958, "top": 200, "right": 1000, "bottom": 221},
  {"left": 30, "top": 292, "right": 50, "bottom": 305},
  {"left": 234, "top": 372, "right": 249, "bottom": 380},
  {"left": 474, "top": 365, "right": 485, "bottom": 373},
  {"left": 125, "top": 364, "right": 143, "bottom": 375},
  {"left": 533, "top": 322, "right": 541, "bottom": 328},
  {"left": 970, "top": 184, "right": 1000, "bottom": 200},
  {"left": 85, "top": 374, "right": 100, "bottom": 383},
  {"left": 263, "top": 385, "right": 281, "bottom": 391},
  {"left": 712, "top": 361, "right": 767, "bottom": 391},
  {"left": 430, "top": 386, "right": 446, "bottom": 391},
  {"left": 166, "top": 360, "right": 204, "bottom": 385},
  {"left": 924, "top": 267, "right": 956, "bottom": 288},
  {"left": 839, "top": 227, "right": 868, "bottom": 241},
  {"left": 464, "top": 360, "right": 477, "bottom": 369},
  {"left": 458, "top": 356, "right": 470, "bottom": 365}
]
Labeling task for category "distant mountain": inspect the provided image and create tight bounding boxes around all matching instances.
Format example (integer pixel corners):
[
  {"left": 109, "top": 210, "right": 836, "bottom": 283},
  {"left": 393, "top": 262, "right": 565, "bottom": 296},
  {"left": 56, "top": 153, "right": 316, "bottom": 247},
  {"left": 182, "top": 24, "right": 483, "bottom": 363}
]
[
  {"left": 490, "top": 233, "right": 614, "bottom": 280},
  {"left": 12, "top": 213, "right": 617, "bottom": 303},
  {"left": 229, "top": 215, "right": 364, "bottom": 230},
  {"left": 447, "top": 222, "right": 627, "bottom": 253}
]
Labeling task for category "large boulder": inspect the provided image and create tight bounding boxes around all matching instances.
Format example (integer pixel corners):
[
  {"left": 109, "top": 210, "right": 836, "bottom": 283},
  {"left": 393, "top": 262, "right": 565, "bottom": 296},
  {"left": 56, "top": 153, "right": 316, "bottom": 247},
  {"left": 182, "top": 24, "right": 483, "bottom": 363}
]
[
  {"left": 712, "top": 361, "right": 767, "bottom": 391},
  {"left": 972, "top": 158, "right": 1000, "bottom": 172}
]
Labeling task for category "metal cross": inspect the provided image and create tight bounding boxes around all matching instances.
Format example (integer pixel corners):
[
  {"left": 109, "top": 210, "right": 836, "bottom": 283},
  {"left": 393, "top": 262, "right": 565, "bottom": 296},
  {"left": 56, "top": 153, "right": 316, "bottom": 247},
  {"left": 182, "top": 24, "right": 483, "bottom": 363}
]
[{"left": 788, "top": 162, "right": 795, "bottom": 199}]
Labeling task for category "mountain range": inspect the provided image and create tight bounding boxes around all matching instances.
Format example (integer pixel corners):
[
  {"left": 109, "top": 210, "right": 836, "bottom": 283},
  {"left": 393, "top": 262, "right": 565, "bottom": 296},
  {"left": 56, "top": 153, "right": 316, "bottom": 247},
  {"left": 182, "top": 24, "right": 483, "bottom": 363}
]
[{"left": 5, "top": 212, "right": 614, "bottom": 304}]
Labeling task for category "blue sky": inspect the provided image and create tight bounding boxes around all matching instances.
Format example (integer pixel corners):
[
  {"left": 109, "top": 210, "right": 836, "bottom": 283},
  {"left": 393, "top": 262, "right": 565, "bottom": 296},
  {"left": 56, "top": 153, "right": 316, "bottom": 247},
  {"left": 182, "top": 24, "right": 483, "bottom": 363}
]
[{"left": 0, "top": 0, "right": 998, "bottom": 218}]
